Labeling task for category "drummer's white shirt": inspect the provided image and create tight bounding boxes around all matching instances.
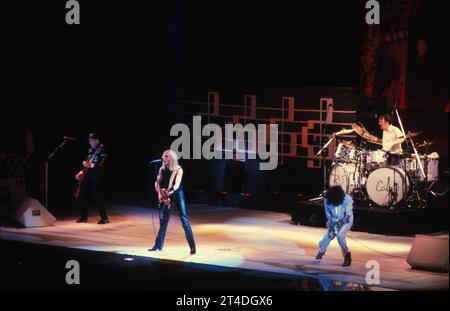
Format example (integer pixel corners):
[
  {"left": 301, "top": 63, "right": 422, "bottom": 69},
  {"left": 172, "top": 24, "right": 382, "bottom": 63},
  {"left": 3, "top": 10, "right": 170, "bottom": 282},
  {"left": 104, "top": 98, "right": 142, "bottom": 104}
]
[{"left": 382, "top": 125, "right": 404, "bottom": 154}]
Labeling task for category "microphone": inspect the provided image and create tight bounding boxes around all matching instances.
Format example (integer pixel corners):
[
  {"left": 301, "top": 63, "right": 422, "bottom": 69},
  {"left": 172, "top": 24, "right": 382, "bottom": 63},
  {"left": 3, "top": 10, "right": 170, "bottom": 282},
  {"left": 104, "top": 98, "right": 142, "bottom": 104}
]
[
  {"left": 63, "top": 136, "right": 76, "bottom": 141},
  {"left": 150, "top": 159, "right": 162, "bottom": 164}
]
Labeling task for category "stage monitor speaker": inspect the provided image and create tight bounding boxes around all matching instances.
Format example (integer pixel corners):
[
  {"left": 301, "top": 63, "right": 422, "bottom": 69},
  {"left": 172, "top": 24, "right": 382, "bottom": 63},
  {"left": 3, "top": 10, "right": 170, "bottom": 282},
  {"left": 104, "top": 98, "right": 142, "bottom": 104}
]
[
  {"left": 406, "top": 234, "right": 449, "bottom": 272},
  {"left": 10, "top": 197, "right": 56, "bottom": 228}
]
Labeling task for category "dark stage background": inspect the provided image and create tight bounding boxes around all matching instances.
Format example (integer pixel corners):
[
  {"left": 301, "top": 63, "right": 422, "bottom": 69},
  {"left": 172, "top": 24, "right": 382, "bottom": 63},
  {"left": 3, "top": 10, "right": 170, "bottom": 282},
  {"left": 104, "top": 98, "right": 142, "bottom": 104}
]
[{"left": 2, "top": 1, "right": 448, "bottom": 211}]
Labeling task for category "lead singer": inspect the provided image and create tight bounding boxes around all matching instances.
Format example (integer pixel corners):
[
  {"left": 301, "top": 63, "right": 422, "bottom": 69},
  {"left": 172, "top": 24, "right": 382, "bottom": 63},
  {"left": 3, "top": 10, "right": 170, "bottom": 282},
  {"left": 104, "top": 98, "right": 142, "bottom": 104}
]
[
  {"left": 315, "top": 186, "right": 353, "bottom": 267},
  {"left": 149, "top": 150, "right": 196, "bottom": 255}
]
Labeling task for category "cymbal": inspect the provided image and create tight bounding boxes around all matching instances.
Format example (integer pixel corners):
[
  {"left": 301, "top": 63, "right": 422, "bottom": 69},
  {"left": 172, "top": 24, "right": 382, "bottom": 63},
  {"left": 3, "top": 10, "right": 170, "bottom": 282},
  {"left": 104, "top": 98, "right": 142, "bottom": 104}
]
[
  {"left": 406, "top": 131, "right": 423, "bottom": 139},
  {"left": 351, "top": 123, "right": 365, "bottom": 134},
  {"left": 351, "top": 124, "right": 380, "bottom": 142},
  {"left": 417, "top": 141, "right": 433, "bottom": 148},
  {"left": 335, "top": 128, "right": 355, "bottom": 136}
]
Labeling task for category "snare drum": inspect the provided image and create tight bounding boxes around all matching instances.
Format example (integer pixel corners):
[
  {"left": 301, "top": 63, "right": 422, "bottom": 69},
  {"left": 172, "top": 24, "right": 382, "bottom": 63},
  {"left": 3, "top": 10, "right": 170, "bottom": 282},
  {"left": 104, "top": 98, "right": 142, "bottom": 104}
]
[{"left": 366, "top": 150, "right": 387, "bottom": 166}]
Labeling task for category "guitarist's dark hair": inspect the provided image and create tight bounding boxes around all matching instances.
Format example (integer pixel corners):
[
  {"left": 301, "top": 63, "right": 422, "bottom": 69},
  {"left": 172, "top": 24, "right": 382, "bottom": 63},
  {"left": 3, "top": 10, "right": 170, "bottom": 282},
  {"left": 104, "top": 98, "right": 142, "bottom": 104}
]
[{"left": 325, "top": 186, "right": 345, "bottom": 206}]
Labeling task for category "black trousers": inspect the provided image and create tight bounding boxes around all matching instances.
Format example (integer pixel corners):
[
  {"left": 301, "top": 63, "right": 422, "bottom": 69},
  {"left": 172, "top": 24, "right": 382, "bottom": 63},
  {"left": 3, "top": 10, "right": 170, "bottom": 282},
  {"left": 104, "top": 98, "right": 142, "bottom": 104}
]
[{"left": 79, "top": 171, "right": 108, "bottom": 219}]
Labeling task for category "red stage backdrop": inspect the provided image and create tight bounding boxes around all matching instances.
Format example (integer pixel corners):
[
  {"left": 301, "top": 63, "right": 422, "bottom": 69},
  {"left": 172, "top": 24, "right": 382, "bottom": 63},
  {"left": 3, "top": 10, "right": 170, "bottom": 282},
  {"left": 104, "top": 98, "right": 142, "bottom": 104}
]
[{"left": 360, "top": 0, "right": 448, "bottom": 111}]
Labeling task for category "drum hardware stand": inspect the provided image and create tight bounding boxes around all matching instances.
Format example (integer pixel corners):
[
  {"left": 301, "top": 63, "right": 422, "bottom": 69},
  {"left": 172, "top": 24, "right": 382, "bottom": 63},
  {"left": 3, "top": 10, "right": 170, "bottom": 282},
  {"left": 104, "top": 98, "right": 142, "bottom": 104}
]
[
  {"left": 425, "top": 180, "right": 437, "bottom": 198},
  {"left": 384, "top": 174, "right": 398, "bottom": 209},
  {"left": 405, "top": 158, "right": 423, "bottom": 208},
  {"left": 428, "top": 180, "right": 447, "bottom": 198},
  {"left": 393, "top": 103, "right": 427, "bottom": 209},
  {"left": 417, "top": 148, "right": 431, "bottom": 207},
  {"left": 387, "top": 188, "right": 396, "bottom": 209},
  {"left": 394, "top": 106, "right": 426, "bottom": 180},
  {"left": 405, "top": 151, "right": 431, "bottom": 208},
  {"left": 357, "top": 141, "right": 370, "bottom": 201},
  {"left": 422, "top": 152, "right": 429, "bottom": 208},
  {"left": 406, "top": 177, "right": 424, "bottom": 208},
  {"left": 352, "top": 147, "right": 368, "bottom": 205},
  {"left": 407, "top": 142, "right": 431, "bottom": 208}
]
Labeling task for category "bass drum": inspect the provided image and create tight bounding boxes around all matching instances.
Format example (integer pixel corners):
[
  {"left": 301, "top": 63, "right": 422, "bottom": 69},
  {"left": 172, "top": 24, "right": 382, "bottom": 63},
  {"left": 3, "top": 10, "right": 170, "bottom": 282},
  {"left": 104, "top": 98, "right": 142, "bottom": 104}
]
[
  {"left": 366, "top": 167, "right": 409, "bottom": 207},
  {"left": 329, "top": 163, "right": 364, "bottom": 194}
]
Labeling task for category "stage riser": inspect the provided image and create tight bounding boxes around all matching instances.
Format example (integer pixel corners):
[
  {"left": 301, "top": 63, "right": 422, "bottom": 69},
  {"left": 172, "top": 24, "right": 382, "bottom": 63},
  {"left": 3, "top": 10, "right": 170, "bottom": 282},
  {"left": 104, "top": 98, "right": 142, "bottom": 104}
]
[{"left": 291, "top": 203, "right": 449, "bottom": 236}]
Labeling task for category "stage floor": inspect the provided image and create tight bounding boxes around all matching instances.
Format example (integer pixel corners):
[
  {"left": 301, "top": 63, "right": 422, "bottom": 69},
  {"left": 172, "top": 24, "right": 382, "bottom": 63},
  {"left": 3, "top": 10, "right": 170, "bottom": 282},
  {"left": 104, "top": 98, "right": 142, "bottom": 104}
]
[{"left": 1, "top": 204, "right": 448, "bottom": 290}]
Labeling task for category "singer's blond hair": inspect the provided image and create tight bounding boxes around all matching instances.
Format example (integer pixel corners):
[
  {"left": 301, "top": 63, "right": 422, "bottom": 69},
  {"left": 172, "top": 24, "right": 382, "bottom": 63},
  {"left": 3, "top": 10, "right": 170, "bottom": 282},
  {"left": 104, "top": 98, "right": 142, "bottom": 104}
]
[{"left": 162, "top": 150, "right": 180, "bottom": 171}]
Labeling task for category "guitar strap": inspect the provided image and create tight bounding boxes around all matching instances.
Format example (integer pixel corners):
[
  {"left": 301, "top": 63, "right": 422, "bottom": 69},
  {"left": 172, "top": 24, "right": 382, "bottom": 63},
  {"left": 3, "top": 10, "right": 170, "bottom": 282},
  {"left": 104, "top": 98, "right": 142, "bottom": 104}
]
[
  {"left": 74, "top": 145, "right": 104, "bottom": 199},
  {"left": 87, "top": 145, "right": 103, "bottom": 164},
  {"left": 168, "top": 166, "right": 181, "bottom": 191}
]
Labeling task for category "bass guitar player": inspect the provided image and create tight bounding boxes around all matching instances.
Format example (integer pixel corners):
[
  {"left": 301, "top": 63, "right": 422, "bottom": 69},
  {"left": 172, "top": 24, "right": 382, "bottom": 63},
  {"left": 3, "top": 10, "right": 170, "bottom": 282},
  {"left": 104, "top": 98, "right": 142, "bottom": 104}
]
[{"left": 75, "top": 132, "right": 110, "bottom": 224}]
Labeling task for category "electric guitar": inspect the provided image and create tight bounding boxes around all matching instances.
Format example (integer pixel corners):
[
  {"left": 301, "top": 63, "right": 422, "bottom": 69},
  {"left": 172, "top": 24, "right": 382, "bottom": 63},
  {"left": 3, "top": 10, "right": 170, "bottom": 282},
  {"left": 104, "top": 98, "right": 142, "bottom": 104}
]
[
  {"left": 328, "top": 220, "right": 344, "bottom": 238},
  {"left": 73, "top": 146, "right": 103, "bottom": 199},
  {"left": 158, "top": 188, "right": 171, "bottom": 208}
]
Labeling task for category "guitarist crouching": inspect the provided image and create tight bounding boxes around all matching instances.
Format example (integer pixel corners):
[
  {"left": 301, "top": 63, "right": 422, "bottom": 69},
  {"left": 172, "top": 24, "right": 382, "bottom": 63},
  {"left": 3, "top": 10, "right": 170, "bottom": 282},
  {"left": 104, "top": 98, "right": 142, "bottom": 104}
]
[
  {"left": 315, "top": 186, "right": 353, "bottom": 266},
  {"left": 75, "top": 133, "right": 110, "bottom": 224}
]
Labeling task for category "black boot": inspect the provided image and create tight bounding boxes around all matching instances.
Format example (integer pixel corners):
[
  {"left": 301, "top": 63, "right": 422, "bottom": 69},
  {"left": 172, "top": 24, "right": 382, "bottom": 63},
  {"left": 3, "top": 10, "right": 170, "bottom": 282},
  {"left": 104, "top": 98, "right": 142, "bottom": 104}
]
[
  {"left": 190, "top": 244, "right": 196, "bottom": 255},
  {"left": 315, "top": 250, "right": 325, "bottom": 260},
  {"left": 342, "top": 252, "right": 352, "bottom": 267},
  {"left": 148, "top": 246, "right": 162, "bottom": 252},
  {"left": 97, "top": 218, "right": 109, "bottom": 224},
  {"left": 76, "top": 216, "right": 88, "bottom": 223}
]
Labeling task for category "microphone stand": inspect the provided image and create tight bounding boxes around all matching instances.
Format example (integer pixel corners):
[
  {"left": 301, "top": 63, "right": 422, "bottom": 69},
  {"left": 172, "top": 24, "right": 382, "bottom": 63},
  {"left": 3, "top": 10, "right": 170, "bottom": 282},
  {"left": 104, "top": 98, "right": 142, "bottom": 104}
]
[
  {"left": 309, "top": 133, "right": 336, "bottom": 202},
  {"left": 149, "top": 159, "right": 162, "bottom": 208},
  {"left": 309, "top": 103, "right": 335, "bottom": 202},
  {"left": 149, "top": 159, "right": 163, "bottom": 238},
  {"left": 45, "top": 139, "right": 70, "bottom": 209}
]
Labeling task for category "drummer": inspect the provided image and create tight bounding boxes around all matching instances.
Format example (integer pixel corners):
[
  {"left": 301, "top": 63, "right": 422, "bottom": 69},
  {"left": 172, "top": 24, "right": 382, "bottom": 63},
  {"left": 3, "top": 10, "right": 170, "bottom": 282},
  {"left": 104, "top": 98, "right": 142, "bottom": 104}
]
[{"left": 377, "top": 114, "right": 405, "bottom": 165}]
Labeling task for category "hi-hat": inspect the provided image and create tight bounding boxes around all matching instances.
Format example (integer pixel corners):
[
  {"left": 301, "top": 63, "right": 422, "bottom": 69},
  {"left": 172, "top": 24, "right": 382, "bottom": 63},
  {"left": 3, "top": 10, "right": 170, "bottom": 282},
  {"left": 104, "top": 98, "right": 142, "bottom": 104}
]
[
  {"left": 417, "top": 141, "right": 433, "bottom": 148},
  {"left": 406, "top": 131, "right": 423, "bottom": 139}
]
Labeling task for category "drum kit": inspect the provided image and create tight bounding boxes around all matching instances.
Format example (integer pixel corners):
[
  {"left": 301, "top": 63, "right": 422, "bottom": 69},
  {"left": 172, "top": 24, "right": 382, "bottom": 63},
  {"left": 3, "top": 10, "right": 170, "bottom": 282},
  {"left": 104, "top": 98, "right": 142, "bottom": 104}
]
[{"left": 320, "top": 123, "right": 439, "bottom": 209}]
